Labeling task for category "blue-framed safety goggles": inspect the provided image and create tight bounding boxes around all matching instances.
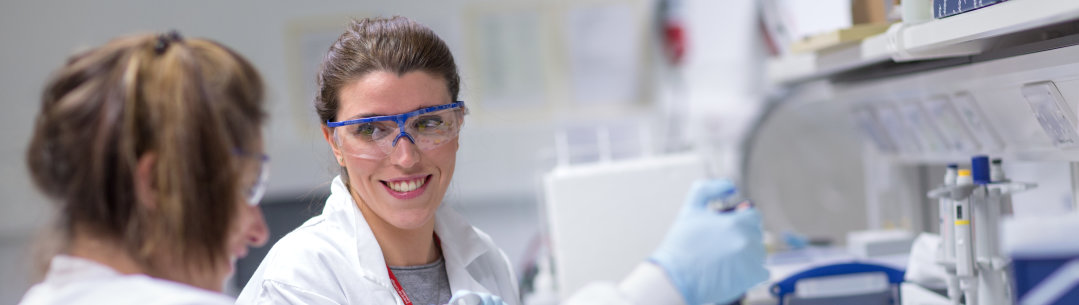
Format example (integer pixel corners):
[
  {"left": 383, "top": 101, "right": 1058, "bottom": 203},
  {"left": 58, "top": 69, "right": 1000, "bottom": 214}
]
[{"left": 327, "top": 102, "right": 465, "bottom": 160}]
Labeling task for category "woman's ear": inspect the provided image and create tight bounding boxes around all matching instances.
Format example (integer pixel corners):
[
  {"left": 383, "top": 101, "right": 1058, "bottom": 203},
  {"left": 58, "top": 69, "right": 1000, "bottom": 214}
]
[
  {"left": 134, "top": 153, "right": 158, "bottom": 210},
  {"left": 322, "top": 125, "right": 346, "bottom": 166}
]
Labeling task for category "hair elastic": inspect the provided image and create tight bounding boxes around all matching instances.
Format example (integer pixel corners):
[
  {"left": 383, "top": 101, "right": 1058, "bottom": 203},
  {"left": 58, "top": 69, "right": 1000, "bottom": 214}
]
[{"left": 154, "top": 30, "right": 183, "bottom": 54}]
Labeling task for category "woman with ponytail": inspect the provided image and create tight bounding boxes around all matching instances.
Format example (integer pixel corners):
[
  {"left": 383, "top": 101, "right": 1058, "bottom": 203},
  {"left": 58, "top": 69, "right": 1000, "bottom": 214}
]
[{"left": 19, "top": 31, "right": 270, "bottom": 305}]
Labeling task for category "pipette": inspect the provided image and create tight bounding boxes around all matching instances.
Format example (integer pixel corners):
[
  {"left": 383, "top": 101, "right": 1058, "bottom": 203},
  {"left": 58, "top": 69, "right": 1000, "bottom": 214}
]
[{"left": 955, "top": 169, "right": 977, "bottom": 305}]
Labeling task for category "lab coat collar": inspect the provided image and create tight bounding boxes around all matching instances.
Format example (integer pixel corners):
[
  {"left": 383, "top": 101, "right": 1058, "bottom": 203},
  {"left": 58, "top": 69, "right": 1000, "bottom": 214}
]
[
  {"left": 325, "top": 175, "right": 495, "bottom": 294},
  {"left": 435, "top": 205, "right": 493, "bottom": 294},
  {"left": 325, "top": 176, "right": 394, "bottom": 291},
  {"left": 42, "top": 255, "right": 121, "bottom": 285}
]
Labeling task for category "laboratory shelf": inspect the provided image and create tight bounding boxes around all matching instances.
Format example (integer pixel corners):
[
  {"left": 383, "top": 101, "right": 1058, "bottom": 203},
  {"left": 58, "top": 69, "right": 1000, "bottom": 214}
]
[{"left": 767, "top": 0, "right": 1079, "bottom": 85}]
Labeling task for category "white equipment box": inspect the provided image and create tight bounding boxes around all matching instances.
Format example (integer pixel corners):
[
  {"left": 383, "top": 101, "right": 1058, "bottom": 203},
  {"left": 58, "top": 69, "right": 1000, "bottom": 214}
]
[{"left": 543, "top": 153, "right": 708, "bottom": 299}]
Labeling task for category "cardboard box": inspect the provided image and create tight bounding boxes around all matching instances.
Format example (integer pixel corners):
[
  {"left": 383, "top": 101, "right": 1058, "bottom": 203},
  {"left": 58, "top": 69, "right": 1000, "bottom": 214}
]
[
  {"left": 789, "top": 23, "right": 892, "bottom": 53},
  {"left": 853, "top": 0, "right": 890, "bottom": 24}
]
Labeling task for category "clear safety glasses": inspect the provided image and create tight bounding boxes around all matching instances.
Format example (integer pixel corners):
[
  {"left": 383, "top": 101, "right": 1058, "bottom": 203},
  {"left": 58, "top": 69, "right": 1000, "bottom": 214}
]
[
  {"left": 327, "top": 102, "right": 464, "bottom": 160},
  {"left": 238, "top": 153, "right": 269, "bottom": 206}
]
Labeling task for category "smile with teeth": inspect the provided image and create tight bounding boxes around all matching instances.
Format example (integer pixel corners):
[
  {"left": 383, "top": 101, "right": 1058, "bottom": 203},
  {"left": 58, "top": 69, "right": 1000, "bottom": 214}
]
[{"left": 385, "top": 176, "right": 428, "bottom": 193}]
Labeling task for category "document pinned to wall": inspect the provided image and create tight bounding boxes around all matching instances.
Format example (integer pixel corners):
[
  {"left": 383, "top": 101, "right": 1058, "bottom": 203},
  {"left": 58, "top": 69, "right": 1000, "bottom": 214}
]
[
  {"left": 851, "top": 107, "right": 897, "bottom": 153},
  {"left": 923, "top": 95, "right": 979, "bottom": 152},
  {"left": 951, "top": 92, "right": 1005, "bottom": 151},
  {"left": 295, "top": 30, "right": 340, "bottom": 104},
  {"left": 287, "top": 14, "right": 461, "bottom": 127},
  {"left": 899, "top": 100, "right": 948, "bottom": 153},
  {"left": 875, "top": 105, "right": 922, "bottom": 154},
  {"left": 564, "top": 3, "right": 645, "bottom": 106},
  {"left": 468, "top": 7, "right": 549, "bottom": 111},
  {"left": 285, "top": 16, "right": 357, "bottom": 135}
]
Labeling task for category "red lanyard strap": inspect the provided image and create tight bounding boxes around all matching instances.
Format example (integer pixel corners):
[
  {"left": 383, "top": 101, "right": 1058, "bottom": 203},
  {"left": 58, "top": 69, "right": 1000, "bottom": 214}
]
[
  {"left": 387, "top": 264, "right": 414, "bottom": 305},
  {"left": 385, "top": 234, "right": 442, "bottom": 305}
]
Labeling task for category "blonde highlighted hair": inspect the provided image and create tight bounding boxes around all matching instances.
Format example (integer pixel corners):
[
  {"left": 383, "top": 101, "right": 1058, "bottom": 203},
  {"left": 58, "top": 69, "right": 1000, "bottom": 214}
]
[{"left": 26, "top": 32, "right": 265, "bottom": 275}]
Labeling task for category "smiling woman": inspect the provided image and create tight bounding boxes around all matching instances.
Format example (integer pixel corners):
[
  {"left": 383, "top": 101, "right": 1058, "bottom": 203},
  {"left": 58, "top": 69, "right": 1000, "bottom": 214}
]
[
  {"left": 330, "top": 70, "right": 461, "bottom": 234},
  {"left": 237, "top": 17, "right": 520, "bottom": 305}
]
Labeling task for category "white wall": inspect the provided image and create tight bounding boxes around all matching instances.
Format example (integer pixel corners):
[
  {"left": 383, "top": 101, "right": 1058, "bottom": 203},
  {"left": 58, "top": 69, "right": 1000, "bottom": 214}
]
[{"left": 681, "top": 0, "right": 767, "bottom": 178}]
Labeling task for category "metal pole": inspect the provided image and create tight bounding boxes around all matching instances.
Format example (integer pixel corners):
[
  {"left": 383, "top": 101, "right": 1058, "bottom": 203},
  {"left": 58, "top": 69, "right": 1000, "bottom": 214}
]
[{"left": 1070, "top": 162, "right": 1079, "bottom": 213}]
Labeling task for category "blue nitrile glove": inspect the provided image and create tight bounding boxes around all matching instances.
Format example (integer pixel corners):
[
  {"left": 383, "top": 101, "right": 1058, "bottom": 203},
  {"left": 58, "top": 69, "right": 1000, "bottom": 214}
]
[
  {"left": 447, "top": 290, "right": 506, "bottom": 305},
  {"left": 649, "top": 179, "right": 770, "bottom": 305}
]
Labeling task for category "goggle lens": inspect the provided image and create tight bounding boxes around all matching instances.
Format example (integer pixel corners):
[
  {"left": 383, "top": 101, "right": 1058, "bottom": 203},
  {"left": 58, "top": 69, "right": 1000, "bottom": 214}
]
[{"left": 330, "top": 103, "right": 464, "bottom": 160}]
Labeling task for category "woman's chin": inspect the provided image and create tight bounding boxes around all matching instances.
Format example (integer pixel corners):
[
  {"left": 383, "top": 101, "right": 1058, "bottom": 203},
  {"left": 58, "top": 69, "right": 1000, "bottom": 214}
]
[
  {"left": 386, "top": 208, "right": 437, "bottom": 230},
  {"left": 201, "top": 259, "right": 235, "bottom": 292}
]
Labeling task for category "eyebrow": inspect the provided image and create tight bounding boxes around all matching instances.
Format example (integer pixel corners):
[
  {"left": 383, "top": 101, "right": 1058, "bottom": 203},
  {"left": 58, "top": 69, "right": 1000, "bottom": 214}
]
[{"left": 342, "top": 104, "right": 444, "bottom": 121}]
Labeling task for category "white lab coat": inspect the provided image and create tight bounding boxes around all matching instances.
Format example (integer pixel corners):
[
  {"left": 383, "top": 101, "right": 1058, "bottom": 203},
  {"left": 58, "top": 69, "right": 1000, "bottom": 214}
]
[
  {"left": 237, "top": 176, "right": 520, "bottom": 305},
  {"left": 18, "top": 255, "right": 234, "bottom": 305},
  {"left": 563, "top": 263, "right": 687, "bottom": 305}
]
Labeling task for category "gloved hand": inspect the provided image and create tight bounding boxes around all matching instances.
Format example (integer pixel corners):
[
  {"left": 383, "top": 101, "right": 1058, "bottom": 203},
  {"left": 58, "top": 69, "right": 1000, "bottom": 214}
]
[
  {"left": 649, "top": 179, "right": 769, "bottom": 305},
  {"left": 447, "top": 290, "right": 506, "bottom": 305}
]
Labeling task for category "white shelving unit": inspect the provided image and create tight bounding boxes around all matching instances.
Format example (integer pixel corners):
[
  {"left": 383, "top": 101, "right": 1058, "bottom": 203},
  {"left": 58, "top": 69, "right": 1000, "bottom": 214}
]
[{"left": 767, "top": 0, "right": 1079, "bottom": 85}]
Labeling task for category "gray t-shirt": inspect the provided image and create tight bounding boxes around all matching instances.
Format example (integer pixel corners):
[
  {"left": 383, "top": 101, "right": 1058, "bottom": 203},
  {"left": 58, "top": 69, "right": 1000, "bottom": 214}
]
[{"left": 389, "top": 257, "right": 452, "bottom": 305}]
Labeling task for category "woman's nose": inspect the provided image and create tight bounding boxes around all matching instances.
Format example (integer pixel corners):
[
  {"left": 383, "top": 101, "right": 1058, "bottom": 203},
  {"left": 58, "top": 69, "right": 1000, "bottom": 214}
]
[
  {"left": 388, "top": 133, "right": 421, "bottom": 168},
  {"left": 245, "top": 205, "right": 269, "bottom": 247}
]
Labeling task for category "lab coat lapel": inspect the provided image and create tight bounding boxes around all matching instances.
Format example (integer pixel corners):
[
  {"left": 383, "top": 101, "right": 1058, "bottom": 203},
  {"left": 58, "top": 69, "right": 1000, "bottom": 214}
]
[
  {"left": 435, "top": 207, "right": 493, "bottom": 294},
  {"left": 328, "top": 176, "right": 496, "bottom": 303},
  {"left": 326, "top": 177, "right": 400, "bottom": 302}
]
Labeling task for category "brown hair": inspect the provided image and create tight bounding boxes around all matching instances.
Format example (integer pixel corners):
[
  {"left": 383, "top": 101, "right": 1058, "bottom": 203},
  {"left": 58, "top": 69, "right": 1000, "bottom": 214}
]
[
  {"left": 315, "top": 16, "right": 461, "bottom": 124},
  {"left": 26, "top": 32, "right": 265, "bottom": 274}
]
